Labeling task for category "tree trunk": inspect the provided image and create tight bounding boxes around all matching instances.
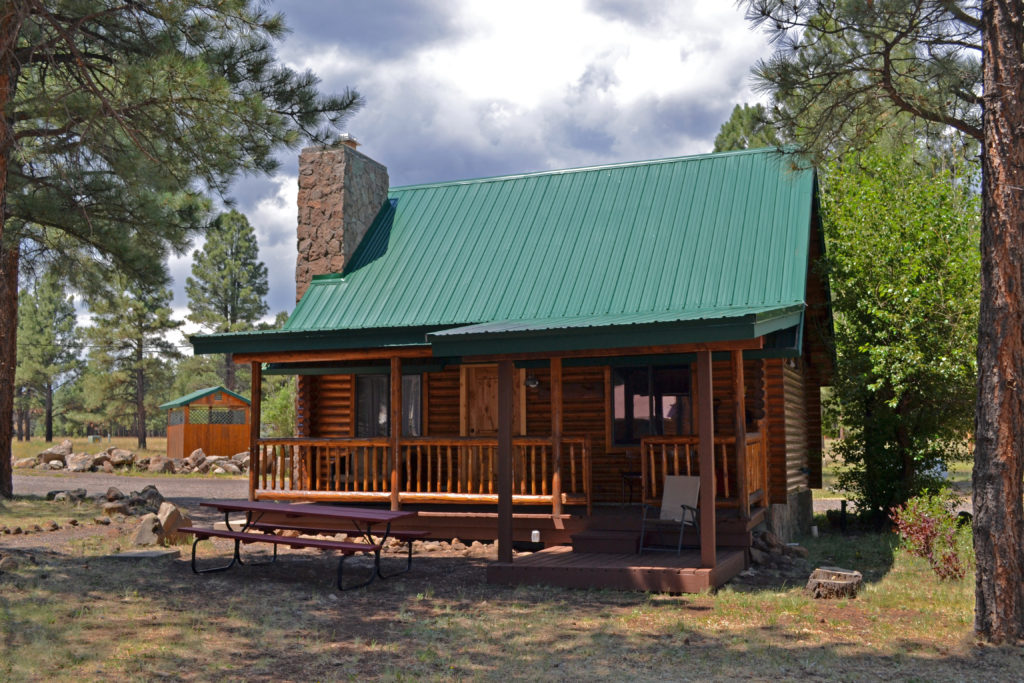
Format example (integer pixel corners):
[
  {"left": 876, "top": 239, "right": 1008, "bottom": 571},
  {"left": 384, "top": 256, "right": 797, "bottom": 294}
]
[
  {"left": 0, "top": 0, "right": 26, "bottom": 499},
  {"left": 44, "top": 383, "right": 53, "bottom": 442},
  {"left": 135, "top": 346, "right": 147, "bottom": 450},
  {"left": 225, "top": 352, "right": 235, "bottom": 392},
  {"left": 0, "top": 245, "right": 17, "bottom": 497},
  {"left": 975, "top": 0, "right": 1024, "bottom": 644}
]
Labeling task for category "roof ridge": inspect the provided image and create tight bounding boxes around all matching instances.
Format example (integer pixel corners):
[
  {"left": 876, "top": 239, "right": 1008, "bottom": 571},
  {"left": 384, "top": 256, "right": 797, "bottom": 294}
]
[{"left": 389, "top": 147, "right": 790, "bottom": 193}]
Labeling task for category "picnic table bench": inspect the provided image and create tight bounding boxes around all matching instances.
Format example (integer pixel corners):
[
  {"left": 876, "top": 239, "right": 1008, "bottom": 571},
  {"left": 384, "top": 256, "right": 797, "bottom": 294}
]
[
  {"left": 248, "top": 522, "right": 429, "bottom": 578},
  {"left": 181, "top": 500, "right": 420, "bottom": 590},
  {"left": 178, "top": 526, "right": 382, "bottom": 589}
]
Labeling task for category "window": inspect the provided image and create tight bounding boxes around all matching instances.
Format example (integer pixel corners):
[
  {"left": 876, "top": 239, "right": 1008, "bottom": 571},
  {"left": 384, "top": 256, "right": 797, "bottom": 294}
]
[
  {"left": 355, "top": 374, "right": 422, "bottom": 437},
  {"left": 612, "top": 366, "right": 691, "bottom": 445}
]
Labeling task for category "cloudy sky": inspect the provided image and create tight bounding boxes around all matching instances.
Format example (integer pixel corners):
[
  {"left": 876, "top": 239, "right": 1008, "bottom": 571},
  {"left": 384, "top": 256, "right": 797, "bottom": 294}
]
[{"left": 168, "top": 0, "right": 775, "bottom": 343}]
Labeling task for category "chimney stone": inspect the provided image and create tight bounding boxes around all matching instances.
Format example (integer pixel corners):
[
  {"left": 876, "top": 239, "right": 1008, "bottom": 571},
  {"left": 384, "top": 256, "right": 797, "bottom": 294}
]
[{"left": 295, "top": 144, "right": 389, "bottom": 301}]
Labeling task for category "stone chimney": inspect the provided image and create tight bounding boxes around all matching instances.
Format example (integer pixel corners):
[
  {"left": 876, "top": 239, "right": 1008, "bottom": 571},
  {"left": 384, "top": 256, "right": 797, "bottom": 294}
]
[{"left": 295, "top": 142, "right": 389, "bottom": 301}]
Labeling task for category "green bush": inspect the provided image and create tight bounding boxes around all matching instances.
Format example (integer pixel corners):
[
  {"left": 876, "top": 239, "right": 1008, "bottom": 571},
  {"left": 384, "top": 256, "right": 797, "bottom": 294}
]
[{"left": 890, "top": 489, "right": 973, "bottom": 580}]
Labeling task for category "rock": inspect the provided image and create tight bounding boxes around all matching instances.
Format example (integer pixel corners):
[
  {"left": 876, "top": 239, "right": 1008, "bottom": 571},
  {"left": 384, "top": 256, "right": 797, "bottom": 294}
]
[
  {"left": 31, "top": 524, "right": 43, "bottom": 533},
  {"left": 94, "top": 517, "right": 111, "bottom": 525},
  {"left": 147, "top": 457, "right": 174, "bottom": 474},
  {"left": 53, "top": 492, "right": 70, "bottom": 503},
  {"left": 68, "top": 488, "right": 87, "bottom": 502},
  {"left": 36, "top": 439, "right": 73, "bottom": 464},
  {"left": 137, "top": 485, "right": 164, "bottom": 509},
  {"left": 66, "top": 452, "right": 96, "bottom": 472},
  {"left": 106, "top": 487, "right": 126, "bottom": 501},
  {"left": 135, "top": 458, "right": 150, "bottom": 470},
  {"left": 186, "top": 449, "right": 207, "bottom": 468},
  {"left": 749, "top": 547, "right": 770, "bottom": 566},
  {"left": 101, "top": 460, "right": 114, "bottom": 473},
  {"left": 92, "top": 453, "right": 111, "bottom": 468},
  {"left": 67, "top": 519, "right": 78, "bottom": 526},
  {"left": 806, "top": 566, "right": 863, "bottom": 599},
  {"left": 219, "top": 462, "right": 242, "bottom": 475},
  {"left": 0, "top": 556, "right": 20, "bottom": 572},
  {"left": 107, "top": 449, "right": 135, "bottom": 468},
  {"left": 13, "top": 457, "right": 36, "bottom": 469},
  {"left": 102, "top": 501, "right": 129, "bottom": 517},
  {"left": 211, "top": 466, "right": 226, "bottom": 475},
  {"left": 46, "top": 490, "right": 63, "bottom": 500},
  {"left": 47, "top": 460, "right": 65, "bottom": 470},
  {"left": 156, "top": 502, "right": 192, "bottom": 543},
  {"left": 231, "top": 451, "right": 250, "bottom": 468},
  {"left": 783, "top": 544, "right": 810, "bottom": 559},
  {"left": 131, "top": 513, "right": 164, "bottom": 546},
  {"left": 12, "top": 527, "right": 23, "bottom": 535}
]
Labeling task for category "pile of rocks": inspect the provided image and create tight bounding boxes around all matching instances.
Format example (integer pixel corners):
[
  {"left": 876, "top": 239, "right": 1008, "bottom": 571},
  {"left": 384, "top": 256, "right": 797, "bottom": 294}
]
[
  {"left": 12, "top": 439, "right": 137, "bottom": 473},
  {"left": 728, "top": 530, "right": 814, "bottom": 585},
  {"left": 142, "top": 448, "right": 250, "bottom": 475},
  {"left": 12, "top": 441, "right": 249, "bottom": 476},
  {"left": 38, "top": 484, "right": 192, "bottom": 547}
]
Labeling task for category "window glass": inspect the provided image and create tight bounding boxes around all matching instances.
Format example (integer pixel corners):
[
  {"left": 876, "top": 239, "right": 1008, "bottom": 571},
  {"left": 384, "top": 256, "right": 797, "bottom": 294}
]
[
  {"left": 612, "top": 365, "right": 691, "bottom": 444},
  {"left": 355, "top": 374, "right": 423, "bottom": 437},
  {"left": 402, "top": 375, "right": 422, "bottom": 437}
]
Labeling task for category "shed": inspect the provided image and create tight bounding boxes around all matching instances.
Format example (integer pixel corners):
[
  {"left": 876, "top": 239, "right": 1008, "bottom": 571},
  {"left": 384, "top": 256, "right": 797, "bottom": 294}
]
[{"left": 160, "top": 386, "right": 251, "bottom": 460}]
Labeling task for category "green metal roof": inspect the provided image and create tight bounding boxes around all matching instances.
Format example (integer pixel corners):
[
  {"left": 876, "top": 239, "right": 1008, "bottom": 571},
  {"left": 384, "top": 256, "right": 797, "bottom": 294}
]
[
  {"left": 158, "top": 386, "right": 250, "bottom": 410},
  {"left": 193, "top": 148, "right": 818, "bottom": 356}
]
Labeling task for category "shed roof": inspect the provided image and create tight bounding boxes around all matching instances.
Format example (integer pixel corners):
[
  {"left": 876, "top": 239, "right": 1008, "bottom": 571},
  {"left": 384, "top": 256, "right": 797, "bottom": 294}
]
[
  {"left": 193, "top": 148, "right": 818, "bottom": 356},
  {"left": 159, "top": 386, "right": 251, "bottom": 410}
]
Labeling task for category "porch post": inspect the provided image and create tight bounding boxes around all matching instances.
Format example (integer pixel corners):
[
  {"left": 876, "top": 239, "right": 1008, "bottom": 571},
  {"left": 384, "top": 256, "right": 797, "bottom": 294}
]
[
  {"left": 550, "top": 356, "right": 563, "bottom": 517},
  {"left": 497, "top": 359, "right": 515, "bottom": 563},
  {"left": 732, "top": 350, "right": 749, "bottom": 519},
  {"left": 390, "top": 356, "right": 402, "bottom": 511},
  {"left": 249, "top": 362, "right": 261, "bottom": 502},
  {"left": 696, "top": 349, "right": 716, "bottom": 568}
]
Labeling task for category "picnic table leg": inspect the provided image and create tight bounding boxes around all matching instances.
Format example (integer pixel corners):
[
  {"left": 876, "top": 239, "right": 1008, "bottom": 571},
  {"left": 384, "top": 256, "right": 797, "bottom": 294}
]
[
  {"left": 190, "top": 535, "right": 241, "bottom": 574},
  {"left": 337, "top": 552, "right": 377, "bottom": 591}
]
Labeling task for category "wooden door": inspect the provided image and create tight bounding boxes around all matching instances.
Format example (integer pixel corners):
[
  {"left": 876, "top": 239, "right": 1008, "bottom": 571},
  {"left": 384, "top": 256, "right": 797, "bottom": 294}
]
[{"left": 461, "top": 365, "right": 525, "bottom": 436}]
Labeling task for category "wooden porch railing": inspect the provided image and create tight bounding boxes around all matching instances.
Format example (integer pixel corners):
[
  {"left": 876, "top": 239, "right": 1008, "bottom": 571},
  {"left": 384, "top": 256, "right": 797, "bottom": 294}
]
[
  {"left": 640, "top": 432, "right": 766, "bottom": 513},
  {"left": 253, "top": 436, "right": 591, "bottom": 512}
]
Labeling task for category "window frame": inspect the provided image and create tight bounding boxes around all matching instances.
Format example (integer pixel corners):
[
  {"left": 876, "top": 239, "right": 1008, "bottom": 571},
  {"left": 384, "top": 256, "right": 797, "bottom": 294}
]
[
  {"left": 611, "top": 365, "right": 692, "bottom": 446},
  {"left": 354, "top": 373, "right": 423, "bottom": 438}
]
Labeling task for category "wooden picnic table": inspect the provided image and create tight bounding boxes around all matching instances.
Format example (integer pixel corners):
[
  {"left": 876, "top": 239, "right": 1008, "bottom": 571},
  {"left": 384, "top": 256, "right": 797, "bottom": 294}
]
[{"left": 182, "top": 500, "right": 419, "bottom": 589}]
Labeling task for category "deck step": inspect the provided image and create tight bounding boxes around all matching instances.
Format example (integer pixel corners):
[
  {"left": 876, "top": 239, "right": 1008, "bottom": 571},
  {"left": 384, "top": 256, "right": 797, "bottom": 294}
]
[{"left": 571, "top": 529, "right": 640, "bottom": 554}]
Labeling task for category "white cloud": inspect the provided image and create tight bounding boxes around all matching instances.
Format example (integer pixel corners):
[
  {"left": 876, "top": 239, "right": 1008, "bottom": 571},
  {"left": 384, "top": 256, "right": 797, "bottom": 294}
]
[{"left": 171, "top": 1, "right": 775, "bottom": 334}]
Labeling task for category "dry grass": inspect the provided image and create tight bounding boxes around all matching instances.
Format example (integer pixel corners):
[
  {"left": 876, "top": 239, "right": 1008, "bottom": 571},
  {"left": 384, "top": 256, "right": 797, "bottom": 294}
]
[{"left": 0, "top": 503, "right": 1019, "bottom": 682}]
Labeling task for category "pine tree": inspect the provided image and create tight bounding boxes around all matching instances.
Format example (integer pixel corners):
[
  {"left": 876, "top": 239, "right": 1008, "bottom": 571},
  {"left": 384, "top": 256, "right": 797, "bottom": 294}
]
[
  {"left": 15, "top": 268, "right": 80, "bottom": 442},
  {"left": 186, "top": 210, "right": 269, "bottom": 391},
  {"left": 712, "top": 103, "right": 781, "bottom": 152},
  {"left": 742, "top": 0, "right": 1024, "bottom": 642},
  {"left": 83, "top": 274, "right": 181, "bottom": 449},
  {"left": 0, "top": 1, "right": 361, "bottom": 497}
]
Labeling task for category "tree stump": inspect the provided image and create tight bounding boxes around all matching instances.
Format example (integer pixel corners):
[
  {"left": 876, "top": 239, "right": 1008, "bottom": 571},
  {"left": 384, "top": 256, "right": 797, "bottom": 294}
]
[{"left": 805, "top": 567, "right": 863, "bottom": 599}]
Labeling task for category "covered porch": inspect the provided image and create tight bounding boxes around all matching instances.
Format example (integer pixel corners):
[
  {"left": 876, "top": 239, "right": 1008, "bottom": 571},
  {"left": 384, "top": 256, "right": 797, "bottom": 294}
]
[{"left": 239, "top": 339, "right": 770, "bottom": 583}]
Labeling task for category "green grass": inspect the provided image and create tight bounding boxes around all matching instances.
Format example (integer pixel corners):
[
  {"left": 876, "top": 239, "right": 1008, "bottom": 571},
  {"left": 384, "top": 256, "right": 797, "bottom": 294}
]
[
  {"left": 0, "top": 514, "right": 1011, "bottom": 682},
  {"left": 0, "top": 496, "right": 104, "bottom": 531}
]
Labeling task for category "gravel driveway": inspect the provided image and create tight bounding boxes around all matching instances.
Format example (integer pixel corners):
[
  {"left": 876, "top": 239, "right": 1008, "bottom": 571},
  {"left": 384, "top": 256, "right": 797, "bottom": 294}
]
[{"left": 12, "top": 472, "right": 248, "bottom": 524}]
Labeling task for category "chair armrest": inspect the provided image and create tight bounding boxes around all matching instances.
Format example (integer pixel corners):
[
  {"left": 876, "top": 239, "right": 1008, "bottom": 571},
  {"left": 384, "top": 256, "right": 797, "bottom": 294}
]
[{"left": 680, "top": 504, "right": 699, "bottom": 524}]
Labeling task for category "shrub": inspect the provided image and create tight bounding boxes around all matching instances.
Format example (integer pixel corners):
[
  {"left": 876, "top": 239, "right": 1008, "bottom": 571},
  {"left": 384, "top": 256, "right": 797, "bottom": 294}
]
[{"left": 890, "top": 489, "right": 973, "bottom": 580}]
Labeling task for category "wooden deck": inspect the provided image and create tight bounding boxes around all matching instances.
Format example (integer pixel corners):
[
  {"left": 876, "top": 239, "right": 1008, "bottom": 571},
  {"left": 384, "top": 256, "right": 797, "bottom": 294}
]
[{"left": 487, "top": 546, "right": 746, "bottom": 593}]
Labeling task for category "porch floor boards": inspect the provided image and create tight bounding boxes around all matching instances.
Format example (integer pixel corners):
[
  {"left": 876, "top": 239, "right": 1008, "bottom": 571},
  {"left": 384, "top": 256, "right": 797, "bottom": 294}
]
[{"left": 487, "top": 546, "right": 746, "bottom": 593}]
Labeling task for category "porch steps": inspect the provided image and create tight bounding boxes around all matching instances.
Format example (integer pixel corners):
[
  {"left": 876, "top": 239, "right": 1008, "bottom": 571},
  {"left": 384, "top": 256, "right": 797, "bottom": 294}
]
[{"left": 570, "top": 529, "right": 640, "bottom": 554}]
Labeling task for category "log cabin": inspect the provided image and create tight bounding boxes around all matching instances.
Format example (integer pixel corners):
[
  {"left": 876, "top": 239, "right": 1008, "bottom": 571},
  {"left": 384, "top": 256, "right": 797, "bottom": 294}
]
[{"left": 191, "top": 143, "right": 832, "bottom": 592}]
